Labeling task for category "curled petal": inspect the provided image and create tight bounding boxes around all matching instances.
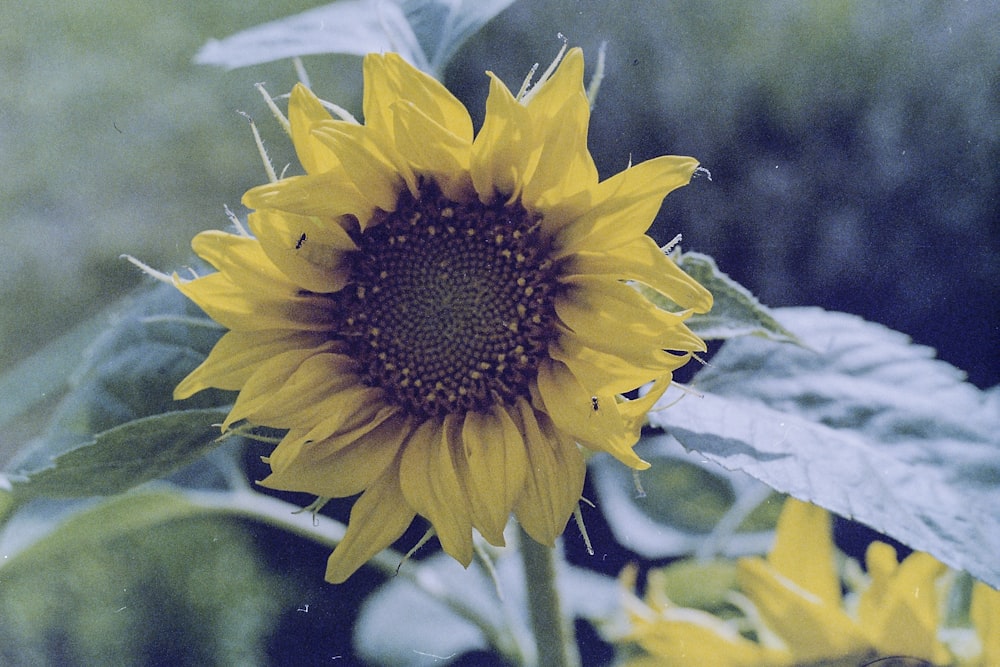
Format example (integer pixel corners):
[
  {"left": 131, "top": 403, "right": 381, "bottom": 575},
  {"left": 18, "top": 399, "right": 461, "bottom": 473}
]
[
  {"left": 553, "top": 155, "right": 699, "bottom": 256},
  {"left": 535, "top": 360, "right": 649, "bottom": 469}
]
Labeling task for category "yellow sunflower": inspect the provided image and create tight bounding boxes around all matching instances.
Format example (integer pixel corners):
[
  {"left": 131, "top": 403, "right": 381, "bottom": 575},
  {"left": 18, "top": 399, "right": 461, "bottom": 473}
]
[{"left": 172, "top": 47, "right": 712, "bottom": 583}]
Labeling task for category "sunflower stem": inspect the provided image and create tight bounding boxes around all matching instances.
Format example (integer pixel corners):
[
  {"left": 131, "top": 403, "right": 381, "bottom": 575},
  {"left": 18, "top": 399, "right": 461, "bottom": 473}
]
[{"left": 519, "top": 528, "right": 580, "bottom": 667}]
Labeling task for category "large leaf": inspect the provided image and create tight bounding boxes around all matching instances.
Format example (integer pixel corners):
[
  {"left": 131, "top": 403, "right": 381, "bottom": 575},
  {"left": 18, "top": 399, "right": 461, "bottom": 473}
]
[
  {"left": 648, "top": 306, "right": 1000, "bottom": 588},
  {"left": 6, "top": 282, "right": 229, "bottom": 475},
  {"left": 194, "top": 0, "right": 518, "bottom": 76},
  {"left": 7, "top": 408, "right": 230, "bottom": 501}
]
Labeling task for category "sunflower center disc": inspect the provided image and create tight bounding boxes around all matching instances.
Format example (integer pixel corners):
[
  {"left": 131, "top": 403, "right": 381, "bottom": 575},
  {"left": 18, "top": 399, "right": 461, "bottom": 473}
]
[{"left": 343, "top": 182, "right": 559, "bottom": 418}]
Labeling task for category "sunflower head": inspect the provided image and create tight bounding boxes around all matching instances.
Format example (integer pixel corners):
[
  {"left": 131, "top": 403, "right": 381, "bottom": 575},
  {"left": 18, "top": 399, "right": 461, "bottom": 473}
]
[{"left": 173, "top": 48, "right": 712, "bottom": 583}]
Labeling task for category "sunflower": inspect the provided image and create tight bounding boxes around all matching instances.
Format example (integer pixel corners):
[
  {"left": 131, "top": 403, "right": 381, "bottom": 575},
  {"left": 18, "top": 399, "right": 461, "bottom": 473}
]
[{"left": 172, "top": 47, "right": 712, "bottom": 583}]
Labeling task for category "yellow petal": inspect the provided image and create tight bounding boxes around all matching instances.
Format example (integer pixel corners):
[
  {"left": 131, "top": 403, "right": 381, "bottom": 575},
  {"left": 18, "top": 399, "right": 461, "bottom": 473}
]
[
  {"left": 399, "top": 415, "right": 474, "bottom": 566},
  {"left": 177, "top": 269, "right": 336, "bottom": 333},
  {"left": 859, "top": 543, "right": 951, "bottom": 663},
  {"left": 310, "top": 121, "right": 404, "bottom": 214},
  {"left": 768, "top": 499, "right": 842, "bottom": 607},
  {"left": 248, "top": 209, "right": 356, "bottom": 293},
  {"left": 363, "top": 52, "right": 473, "bottom": 148},
  {"left": 556, "top": 276, "right": 706, "bottom": 369},
  {"left": 972, "top": 581, "right": 1000, "bottom": 665},
  {"left": 549, "top": 335, "right": 665, "bottom": 395},
  {"left": 553, "top": 155, "right": 699, "bottom": 257},
  {"left": 391, "top": 99, "right": 473, "bottom": 202},
  {"left": 288, "top": 83, "right": 339, "bottom": 174},
  {"left": 618, "top": 375, "right": 673, "bottom": 440},
  {"left": 261, "top": 411, "right": 411, "bottom": 498},
  {"left": 221, "top": 345, "right": 342, "bottom": 429},
  {"left": 511, "top": 399, "right": 586, "bottom": 544},
  {"left": 174, "top": 329, "right": 330, "bottom": 399},
  {"left": 567, "top": 236, "right": 714, "bottom": 314},
  {"left": 177, "top": 231, "right": 339, "bottom": 330},
  {"left": 737, "top": 557, "right": 869, "bottom": 661},
  {"left": 471, "top": 72, "right": 532, "bottom": 203},
  {"left": 456, "top": 405, "right": 528, "bottom": 545},
  {"left": 535, "top": 359, "right": 648, "bottom": 469},
  {"left": 189, "top": 230, "right": 288, "bottom": 294},
  {"left": 224, "top": 351, "right": 360, "bottom": 429},
  {"left": 630, "top": 605, "right": 793, "bottom": 667},
  {"left": 242, "top": 171, "right": 369, "bottom": 219},
  {"left": 521, "top": 53, "right": 598, "bottom": 211},
  {"left": 288, "top": 390, "right": 396, "bottom": 450},
  {"left": 325, "top": 462, "right": 415, "bottom": 584}
]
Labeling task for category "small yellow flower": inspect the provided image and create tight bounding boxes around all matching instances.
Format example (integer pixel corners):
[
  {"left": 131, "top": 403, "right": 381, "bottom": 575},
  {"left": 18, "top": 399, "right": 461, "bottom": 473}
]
[
  {"left": 173, "top": 49, "right": 711, "bottom": 582},
  {"left": 737, "top": 499, "right": 870, "bottom": 662}
]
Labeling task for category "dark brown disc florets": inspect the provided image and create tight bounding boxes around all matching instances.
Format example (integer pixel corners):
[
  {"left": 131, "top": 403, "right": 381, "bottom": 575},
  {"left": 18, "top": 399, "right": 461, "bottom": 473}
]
[{"left": 340, "top": 182, "right": 560, "bottom": 418}]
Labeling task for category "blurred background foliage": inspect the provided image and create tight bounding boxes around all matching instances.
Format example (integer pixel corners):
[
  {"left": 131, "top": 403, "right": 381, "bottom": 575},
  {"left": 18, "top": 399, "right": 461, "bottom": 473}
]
[{"left": 1, "top": 0, "right": 997, "bottom": 664}]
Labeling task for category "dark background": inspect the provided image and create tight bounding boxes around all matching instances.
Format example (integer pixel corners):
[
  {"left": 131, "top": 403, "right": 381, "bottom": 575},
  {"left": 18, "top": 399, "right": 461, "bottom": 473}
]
[{"left": 449, "top": 0, "right": 999, "bottom": 390}]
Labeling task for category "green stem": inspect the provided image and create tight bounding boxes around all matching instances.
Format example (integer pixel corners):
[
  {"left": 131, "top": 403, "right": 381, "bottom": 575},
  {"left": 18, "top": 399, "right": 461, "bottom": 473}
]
[{"left": 519, "top": 527, "right": 580, "bottom": 667}]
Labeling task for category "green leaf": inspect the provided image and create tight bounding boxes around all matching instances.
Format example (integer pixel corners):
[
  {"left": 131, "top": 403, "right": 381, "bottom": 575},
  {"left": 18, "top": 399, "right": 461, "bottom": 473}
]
[
  {"left": 641, "top": 251, "right": 799, "bottom": 342},
  {"left": 8, "top": 408, "right": 230, "bottom": 501},
  {"left": 7, "top": 282, "right": 229, "bottom": 476},
  {"left": 648, "top": 306, "right": 1000, "bottom": 588},
  {"left": 194, "top": 0, "right": 517, "bottom": 76},
  {"left": 0, "top": 308, "right": 113, "bottom": 432},
  {"left": 590, "top": 439, "right": 781, "bottom": 559}
]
